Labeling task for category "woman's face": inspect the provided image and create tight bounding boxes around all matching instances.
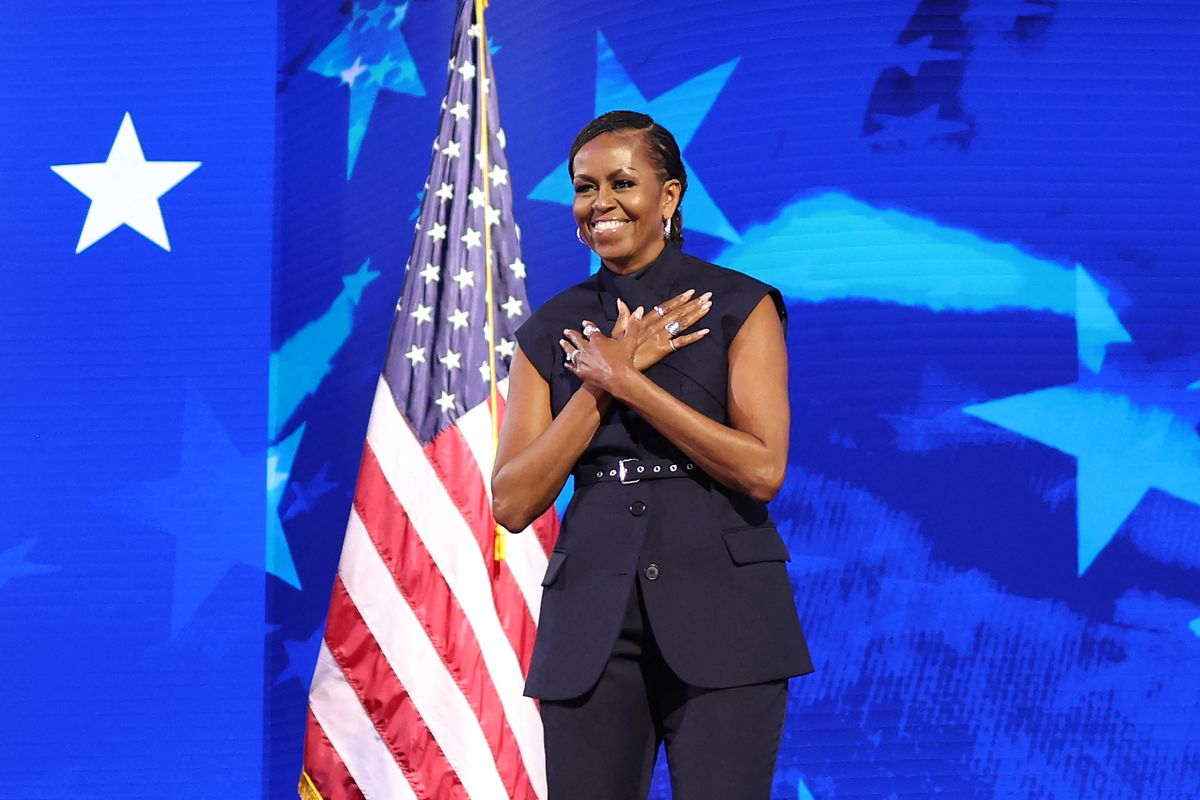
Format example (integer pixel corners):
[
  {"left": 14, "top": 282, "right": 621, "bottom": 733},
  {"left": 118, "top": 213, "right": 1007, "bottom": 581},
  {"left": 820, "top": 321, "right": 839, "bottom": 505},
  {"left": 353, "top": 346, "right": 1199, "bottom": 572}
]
[{"left": 571, "top": 131, "right": 680, "bottom": 273}]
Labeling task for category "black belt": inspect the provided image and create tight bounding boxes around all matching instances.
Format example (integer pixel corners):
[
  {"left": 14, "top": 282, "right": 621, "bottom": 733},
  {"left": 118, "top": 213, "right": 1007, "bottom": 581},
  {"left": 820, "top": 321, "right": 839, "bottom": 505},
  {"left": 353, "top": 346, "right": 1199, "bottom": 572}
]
[{"left": 574, "top": 457, "right": 698, "bottom": 486}]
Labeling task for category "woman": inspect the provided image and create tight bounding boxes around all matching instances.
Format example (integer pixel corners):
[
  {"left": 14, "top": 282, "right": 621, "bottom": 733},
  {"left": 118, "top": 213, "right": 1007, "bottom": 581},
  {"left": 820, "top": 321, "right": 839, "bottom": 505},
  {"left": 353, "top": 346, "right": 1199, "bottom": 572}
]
[{"left": 492, "top": 110, "right": 812, "bottom": 799}]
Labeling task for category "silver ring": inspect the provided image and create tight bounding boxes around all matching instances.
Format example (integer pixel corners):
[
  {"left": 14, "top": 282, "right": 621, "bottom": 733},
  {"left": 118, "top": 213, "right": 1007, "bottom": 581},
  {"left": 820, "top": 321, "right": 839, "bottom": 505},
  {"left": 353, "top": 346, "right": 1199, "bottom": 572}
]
[
  {"left": 653, "top": 305, "right": 666, "bottom": 317},
  {"left": 581, "top": 322, "right": 600, "bottom": 338},
  {"left": 664, "top": 320, "right": 681, "bottom": 336},
  {"left": 565, "top": 349, "right": 578, "bottom": 364},
  {"left": 668, "top": 338, "right": 678, "bottom": 352}
]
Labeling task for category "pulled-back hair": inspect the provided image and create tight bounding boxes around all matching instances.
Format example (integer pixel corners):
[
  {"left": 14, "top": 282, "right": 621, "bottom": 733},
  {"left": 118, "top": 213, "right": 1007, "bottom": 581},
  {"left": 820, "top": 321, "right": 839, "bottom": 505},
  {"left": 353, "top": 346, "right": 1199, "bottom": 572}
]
[{"left": 568, "top": 110, "right": 687, "bottom": 245}]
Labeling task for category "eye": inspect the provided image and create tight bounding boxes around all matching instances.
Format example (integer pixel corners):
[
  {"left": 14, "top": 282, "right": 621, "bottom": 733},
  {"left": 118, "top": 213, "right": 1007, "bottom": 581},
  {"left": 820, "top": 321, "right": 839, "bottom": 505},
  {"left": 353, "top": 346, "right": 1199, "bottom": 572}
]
[
  {"left": 614, "top": 179, "right": 635, "bottom": 189},
  {"left": 573, "top": 183, "right": 595, "bottom": 194}
]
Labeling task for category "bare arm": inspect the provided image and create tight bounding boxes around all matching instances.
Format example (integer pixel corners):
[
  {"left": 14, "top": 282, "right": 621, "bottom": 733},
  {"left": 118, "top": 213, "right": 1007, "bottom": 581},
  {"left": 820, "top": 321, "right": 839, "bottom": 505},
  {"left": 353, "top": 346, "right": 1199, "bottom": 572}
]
[
  {"left": 563, "top": 295, "right": 789, "bottom": 502},
  {"left": 490, "top": 349, "right": 612, "bottom": 532}
]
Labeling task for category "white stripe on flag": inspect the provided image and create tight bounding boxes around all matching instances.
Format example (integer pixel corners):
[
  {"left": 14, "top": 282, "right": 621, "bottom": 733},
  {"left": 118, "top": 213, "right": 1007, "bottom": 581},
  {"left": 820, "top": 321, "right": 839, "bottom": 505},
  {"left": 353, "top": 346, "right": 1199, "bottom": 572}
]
[
  {"left": 455, "top": 381, "right": 548, "bottom": 623},
  {"left": 341, "top": 508, "right": 510, "bottom": 799},
  {"left": 309, "top": 642, "right": 417, "bottom": 800},
  {"left": 367, "top": 378, "right": 547, "bottom": 798}
]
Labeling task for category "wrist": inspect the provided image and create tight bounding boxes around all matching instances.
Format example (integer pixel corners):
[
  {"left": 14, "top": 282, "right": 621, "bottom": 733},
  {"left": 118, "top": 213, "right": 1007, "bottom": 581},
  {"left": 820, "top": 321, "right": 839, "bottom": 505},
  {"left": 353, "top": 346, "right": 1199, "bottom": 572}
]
[{"left": 607, "top": 364, "right": 647, "bottom": 404}]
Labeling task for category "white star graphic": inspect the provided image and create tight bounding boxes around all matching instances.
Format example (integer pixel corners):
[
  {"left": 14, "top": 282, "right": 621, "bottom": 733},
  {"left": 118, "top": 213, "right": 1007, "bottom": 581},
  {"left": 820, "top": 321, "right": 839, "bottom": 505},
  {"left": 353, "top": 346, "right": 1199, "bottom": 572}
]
[
  {"left": 478, "top": 360, "right": 491, "bottom": 382},
  {"left": 450, "top": 100, "right": 471, "bottom": 121},
  {"left": 427, "top": 222, "right": 447, "bottom": 242},
  {"left": 404, "top": 345, "right": 426, "bottom": 365},
  {"left": 508, "top": 258, "right": 526, "bottom": 279},
  {"left": 442, "top": 139, "right": 462, "bottom": 159},
  {"left": 51, "top": 113, "right": 201, "bottom": 253},
  {"left": 489, "top": 164, "right": 508, "bottom": 186},
  {"left": 410, "top": 304, "right": 433, "bottom": 324},
  {"left": 461, "top": 227, "right": 482, "bottom": 249},
  {"left": 457, "top": 61, "right": 476, "bottom": 81},
  {"left": 439, "top": 349, "right": 462, "bottom": 370},
  {"left": 435, "top": 390, "right": 457, "bottom": 414},
  {"left": 496, "top": 337, "right": 516, "bottom": 358},
  {"left": 452, "top": 269, "right": 476, "bottom": 289},
  {"left": 448, "top": 308, "right": 470, "bottom": 330},
  {"left": 468, "top": 186, "right": 486, "bottom": 208},
  {"left": 485, "top": 205, "right": 502, "bottom": 228},
  {"left": 419, "top": 262, "right": 440, "bottom": 283},
  {"left": 501, "top": 295, "right": 524, "bottom": 318},
  {"left": 434, "top": 182, "right": 454, "bottom": 202},
  {"left": 340, "top": 57, "right": 367, "bottom": 87}
]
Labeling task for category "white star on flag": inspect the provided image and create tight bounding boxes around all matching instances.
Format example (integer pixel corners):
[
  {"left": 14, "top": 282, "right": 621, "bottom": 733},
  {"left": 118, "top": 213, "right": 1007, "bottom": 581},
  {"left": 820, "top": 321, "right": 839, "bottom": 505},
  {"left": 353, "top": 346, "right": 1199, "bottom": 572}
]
[
  {"left": 450, "top": 101, "right": 470, "bottom": 121},
  {"left": 501, "top": 295, "right": 524, "bottom": 318},
  {"left": 51, "top": 113, "right": 201, "bottom": 253},
  {"left": 478, "top": 360, "right": 491, "bottom": 382},
  {"left": 485, "top": 205, "right": 502, "bottom": 228},
  {"left": 488, "top": 165, "right": 508, "bottom": 186},
  {"left": 448, "top": 308, "right": 470, "bottom": 329},
  {"left": 452, "top": 269, "right": 476, "bottom": 289},
  {"left": 457, "top": 61, "right": 476, "bottom": 81},
  {"left": 466, "top": 23, "right": 481, "bottom": 38},
  {"left": 496, "top": 337, "right": 516, "bottom": 358},
  {"left": 508, "top": 258, "right": 526, "bottom": 279},
  {"left": 460, "top": 227, "right": 482, "bottom": 249},
  {"left": 410, "top": 303, "right": 433, "bottom": 324},
  {"left": 442, "top": 140, "right": 461, "bottom": 159},
  {"left": 419, "top": 262, "right": 440, "bottom": 283},
  {"left": 426, "top": 222, "right": 447, "bottom": 242},
  {"left": 439, "top": 350, "right": 463, "bottom": 370},
  {"left": 435, "top": 390, "right": 457, "bottom": 413},
  {"left": 434, "top": 182, "right": 454, "bottom": 202},
  {"left": 468, "top": 186, "right": 486, "bottom": 208},
  {"left": 404, "top": 345, "right": 426, "bottom": 365}
]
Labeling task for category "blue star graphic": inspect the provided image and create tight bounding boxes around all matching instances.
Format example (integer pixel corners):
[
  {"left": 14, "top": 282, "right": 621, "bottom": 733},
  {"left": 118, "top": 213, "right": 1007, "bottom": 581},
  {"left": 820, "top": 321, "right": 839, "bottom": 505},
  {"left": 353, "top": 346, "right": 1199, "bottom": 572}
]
[
  {"left": 101, "top": 385, "right": 268, "bottom": 631},
  {"left": 309, "top": 1, "right": 424, "bottom": 178},
  {"left": 274, "top": 623, "right": 325, "bottom": 689},
  {"left": 0, "top": 539, "right": 59, "bottom": 590},
  {"left": 267, "top": 422, "right": 305, "bottom": 589},
  {"left": 283, "top": 463, "right": 338, "bottom": 521},
  {"left": 529, "top": 31, "right": 741, "bottom": 244},
  {"left": 965, "top": 359, "right": 1200, "bottom": 575}
]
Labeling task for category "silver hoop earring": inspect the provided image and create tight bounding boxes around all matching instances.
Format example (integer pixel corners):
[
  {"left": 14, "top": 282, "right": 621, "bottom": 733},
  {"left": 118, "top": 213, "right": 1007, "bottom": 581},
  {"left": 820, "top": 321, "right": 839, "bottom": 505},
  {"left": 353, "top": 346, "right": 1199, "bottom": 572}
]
[
  {"left": 663, "top": 218, "right": 672, "bottom": 239},
  {"left": 576, "top": 227, "right": 587, "bottom": 246}
]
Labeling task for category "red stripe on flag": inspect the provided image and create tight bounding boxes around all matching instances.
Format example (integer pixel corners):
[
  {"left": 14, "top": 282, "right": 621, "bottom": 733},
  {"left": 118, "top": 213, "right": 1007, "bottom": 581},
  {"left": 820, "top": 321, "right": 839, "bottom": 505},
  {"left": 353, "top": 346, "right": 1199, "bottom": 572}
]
[
  {"left": 425, "top": 424, "right": 539, "bottom": 671},
  {"left": 356, "top": 444, "right": 537, "bottom": 799},
  {"left": 302, "top": 708, "right": 365, "bottom": 800},
  {"left": 325, "top": 577, "right": 468, "bottom": 800}
]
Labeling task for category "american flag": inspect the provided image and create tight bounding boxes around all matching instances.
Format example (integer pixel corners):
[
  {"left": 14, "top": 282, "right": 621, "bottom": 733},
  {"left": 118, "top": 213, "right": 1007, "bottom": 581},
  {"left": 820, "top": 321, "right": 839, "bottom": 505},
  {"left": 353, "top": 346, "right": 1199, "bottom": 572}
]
[{"left": 300, "top": 2, "right": 556, "bottom": 797}]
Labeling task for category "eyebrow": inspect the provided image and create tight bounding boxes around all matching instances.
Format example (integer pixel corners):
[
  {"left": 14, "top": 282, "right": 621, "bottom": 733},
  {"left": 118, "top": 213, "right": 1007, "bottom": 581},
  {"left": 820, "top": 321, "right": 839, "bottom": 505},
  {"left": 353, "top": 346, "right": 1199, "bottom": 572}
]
[{"left": 573, "top": 166, "right": 640, "bottom": 182}]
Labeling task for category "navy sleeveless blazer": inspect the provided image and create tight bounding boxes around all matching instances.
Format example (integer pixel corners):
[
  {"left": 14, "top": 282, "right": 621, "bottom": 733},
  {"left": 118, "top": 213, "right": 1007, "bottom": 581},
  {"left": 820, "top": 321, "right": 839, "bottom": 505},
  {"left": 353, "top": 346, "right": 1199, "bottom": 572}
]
[{"left": 515, "top": 243, "right": 813, "bottom": 701}]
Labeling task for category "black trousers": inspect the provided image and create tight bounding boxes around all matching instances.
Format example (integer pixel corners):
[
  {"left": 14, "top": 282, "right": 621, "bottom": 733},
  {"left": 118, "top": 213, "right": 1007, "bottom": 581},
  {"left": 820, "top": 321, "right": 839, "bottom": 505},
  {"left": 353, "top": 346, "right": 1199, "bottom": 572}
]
[{"left": 540, "top": 581, "right": 788, "bottom": 799}]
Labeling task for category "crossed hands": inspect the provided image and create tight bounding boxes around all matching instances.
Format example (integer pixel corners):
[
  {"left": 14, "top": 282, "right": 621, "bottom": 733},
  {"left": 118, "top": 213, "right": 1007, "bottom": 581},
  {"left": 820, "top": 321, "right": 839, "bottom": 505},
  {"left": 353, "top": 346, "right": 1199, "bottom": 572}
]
[{"left": 559, "top": 288, "right": 713, "bottom": 397}]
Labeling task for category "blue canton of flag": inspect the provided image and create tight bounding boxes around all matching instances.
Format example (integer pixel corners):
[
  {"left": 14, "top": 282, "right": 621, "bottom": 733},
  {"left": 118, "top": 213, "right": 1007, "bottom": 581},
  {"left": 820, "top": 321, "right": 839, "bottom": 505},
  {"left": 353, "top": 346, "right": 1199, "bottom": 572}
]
[{"left": 385, "top": 4, "right": 527, "bottom": 444}]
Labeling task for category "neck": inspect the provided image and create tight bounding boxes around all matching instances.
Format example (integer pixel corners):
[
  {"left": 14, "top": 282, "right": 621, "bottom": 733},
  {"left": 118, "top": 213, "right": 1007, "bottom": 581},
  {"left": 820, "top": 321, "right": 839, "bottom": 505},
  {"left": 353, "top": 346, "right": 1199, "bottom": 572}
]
[{"left": 601, "top": 239, "right": 668, "bottom": 276}]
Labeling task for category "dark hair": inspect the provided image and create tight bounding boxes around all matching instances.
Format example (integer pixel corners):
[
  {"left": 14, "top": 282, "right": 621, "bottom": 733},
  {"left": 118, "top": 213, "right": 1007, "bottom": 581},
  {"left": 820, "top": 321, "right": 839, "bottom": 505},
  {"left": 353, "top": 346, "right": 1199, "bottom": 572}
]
[{"left": 568, "top": 110, "right": 688, "bottom": 245}]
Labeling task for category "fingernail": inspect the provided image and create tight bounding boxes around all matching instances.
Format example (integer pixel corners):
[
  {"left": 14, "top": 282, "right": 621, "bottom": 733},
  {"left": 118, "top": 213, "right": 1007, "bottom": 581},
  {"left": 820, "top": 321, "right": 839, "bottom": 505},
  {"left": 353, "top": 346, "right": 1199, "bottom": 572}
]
[
  {"left": 699, "top": 328, "right": 710, "bottom": 335},
  {"left": 701, "top": 301, "right": 712, "bottom": 310},
  {"left": 634, "top": 306, "right": 644, "bottom": 318},
  {"left": 684, "top": 288, "right": 695, "bottom": 298},
  {"left": 700, "top": 291, "right": 713, "bottom": 302},
  {"left": 563, "top": 328, "right": 571, "bottom": 335}
]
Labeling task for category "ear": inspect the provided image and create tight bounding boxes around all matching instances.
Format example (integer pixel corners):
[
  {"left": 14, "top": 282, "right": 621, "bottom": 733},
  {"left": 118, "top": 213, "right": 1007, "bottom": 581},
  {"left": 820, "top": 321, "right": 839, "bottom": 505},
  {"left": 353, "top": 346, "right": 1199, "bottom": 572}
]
[{"left": 660, "top": 178, "right": 681, "bottom": 221}]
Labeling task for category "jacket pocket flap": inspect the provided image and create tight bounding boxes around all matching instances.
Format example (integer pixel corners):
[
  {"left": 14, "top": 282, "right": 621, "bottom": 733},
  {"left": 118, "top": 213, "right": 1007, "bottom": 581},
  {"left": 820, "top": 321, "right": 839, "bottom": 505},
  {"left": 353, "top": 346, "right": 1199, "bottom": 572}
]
[
  {"left": 542, "top": 550, "right": 568, "bottom": 587},
  {"left": 722, "top": 526, "right": 791, "bottom": 565}
]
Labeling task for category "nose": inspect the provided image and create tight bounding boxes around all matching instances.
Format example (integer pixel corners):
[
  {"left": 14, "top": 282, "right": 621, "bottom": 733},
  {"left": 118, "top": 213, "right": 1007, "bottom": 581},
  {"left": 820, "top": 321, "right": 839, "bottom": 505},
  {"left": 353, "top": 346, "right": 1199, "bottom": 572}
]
[{"left": 592, "top": 185, "right": 616, "bottom": 214}]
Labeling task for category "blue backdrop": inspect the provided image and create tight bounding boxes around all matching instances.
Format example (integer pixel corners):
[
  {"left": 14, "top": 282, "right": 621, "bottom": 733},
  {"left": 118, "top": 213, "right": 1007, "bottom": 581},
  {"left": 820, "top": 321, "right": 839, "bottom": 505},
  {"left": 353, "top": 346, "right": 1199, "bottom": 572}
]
[{"left": 3, "top": 1, "right": 1198, "bottom": 798}]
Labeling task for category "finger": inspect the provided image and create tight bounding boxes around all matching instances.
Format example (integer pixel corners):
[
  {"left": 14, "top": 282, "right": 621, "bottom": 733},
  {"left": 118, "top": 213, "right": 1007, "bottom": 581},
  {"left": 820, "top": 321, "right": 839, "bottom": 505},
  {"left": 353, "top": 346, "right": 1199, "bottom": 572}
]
[
  {"left": 668, "top": 328, "right": 711, "bottom": 351},
  {"left": 616, "top": 298, "right": 630, "bottom": 319},
  {"left": 633, "top": 306, "right": 644, "bottom": 320},
  {"left": 655, "top": 288, "right": 697, "bottom": 316},
  {"left": 558, "top": 338, "right": 579, "bottom": 354},
  {"left": 562, "top": 328, "right": 588, "bottom": 350},
  {"left": 660, "top": 291, "right": 711, "bottom": 333}
]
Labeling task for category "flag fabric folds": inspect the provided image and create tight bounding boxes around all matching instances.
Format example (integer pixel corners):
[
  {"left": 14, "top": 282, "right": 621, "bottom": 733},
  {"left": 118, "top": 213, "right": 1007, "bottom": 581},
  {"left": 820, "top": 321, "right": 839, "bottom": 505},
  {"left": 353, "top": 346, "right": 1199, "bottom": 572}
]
[{"left": 300, "top": 2, "right": 557, "bottom": 797}]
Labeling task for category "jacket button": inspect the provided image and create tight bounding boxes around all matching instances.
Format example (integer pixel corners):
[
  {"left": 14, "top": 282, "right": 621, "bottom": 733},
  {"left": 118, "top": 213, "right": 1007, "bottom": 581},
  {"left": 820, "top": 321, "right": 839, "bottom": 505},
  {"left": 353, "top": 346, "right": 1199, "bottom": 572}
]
[
  {"left": 629, "top": 501, "right": 646, "bottom": 516},
  {"left": 643, "top": 563, "right": 660, "bottom": 581}
]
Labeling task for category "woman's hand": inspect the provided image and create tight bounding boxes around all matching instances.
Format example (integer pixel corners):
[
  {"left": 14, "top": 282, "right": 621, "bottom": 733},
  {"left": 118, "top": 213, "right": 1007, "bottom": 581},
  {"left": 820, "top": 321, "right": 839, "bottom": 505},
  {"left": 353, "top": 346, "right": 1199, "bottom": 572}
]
[{"left": 558, "top": 290, "right": 713, "bottom": 391}]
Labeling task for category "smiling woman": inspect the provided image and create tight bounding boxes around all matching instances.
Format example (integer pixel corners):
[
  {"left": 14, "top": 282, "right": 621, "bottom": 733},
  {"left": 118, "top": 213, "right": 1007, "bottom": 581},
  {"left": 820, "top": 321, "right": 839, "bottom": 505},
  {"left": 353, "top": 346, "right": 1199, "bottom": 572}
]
[{"left": 492, "top": 110, "right": 812, "bottom": 799}]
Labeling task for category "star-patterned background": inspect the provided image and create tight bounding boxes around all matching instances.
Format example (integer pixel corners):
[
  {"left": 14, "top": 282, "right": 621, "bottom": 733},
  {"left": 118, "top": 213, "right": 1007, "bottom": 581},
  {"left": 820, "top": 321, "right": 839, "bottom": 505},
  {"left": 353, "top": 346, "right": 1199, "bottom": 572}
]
[{"left": 2, "top": 0, "right": 1198, "bottom": 798}]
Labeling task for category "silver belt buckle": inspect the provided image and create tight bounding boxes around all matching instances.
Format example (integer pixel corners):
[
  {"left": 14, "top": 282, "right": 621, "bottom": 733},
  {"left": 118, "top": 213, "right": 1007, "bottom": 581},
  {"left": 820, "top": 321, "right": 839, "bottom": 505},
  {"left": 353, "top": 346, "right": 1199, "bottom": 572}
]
[{"left": 618, "top": 457, "right": 640, "bottom": 484}]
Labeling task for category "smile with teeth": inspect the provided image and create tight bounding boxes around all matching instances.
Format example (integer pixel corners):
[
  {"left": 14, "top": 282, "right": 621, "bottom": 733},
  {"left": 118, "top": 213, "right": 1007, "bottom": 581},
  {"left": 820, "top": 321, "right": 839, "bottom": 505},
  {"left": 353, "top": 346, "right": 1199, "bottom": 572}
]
[{"left": 591, "top": 219, "right": 630, "bottom": 233}]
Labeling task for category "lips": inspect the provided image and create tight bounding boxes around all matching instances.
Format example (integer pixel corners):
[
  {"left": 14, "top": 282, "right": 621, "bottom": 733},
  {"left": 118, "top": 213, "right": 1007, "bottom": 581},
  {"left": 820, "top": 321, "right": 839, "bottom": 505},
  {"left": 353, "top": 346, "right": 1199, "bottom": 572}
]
[{"left": 591, "top": 219, "right": 630, "bottom": 234}]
